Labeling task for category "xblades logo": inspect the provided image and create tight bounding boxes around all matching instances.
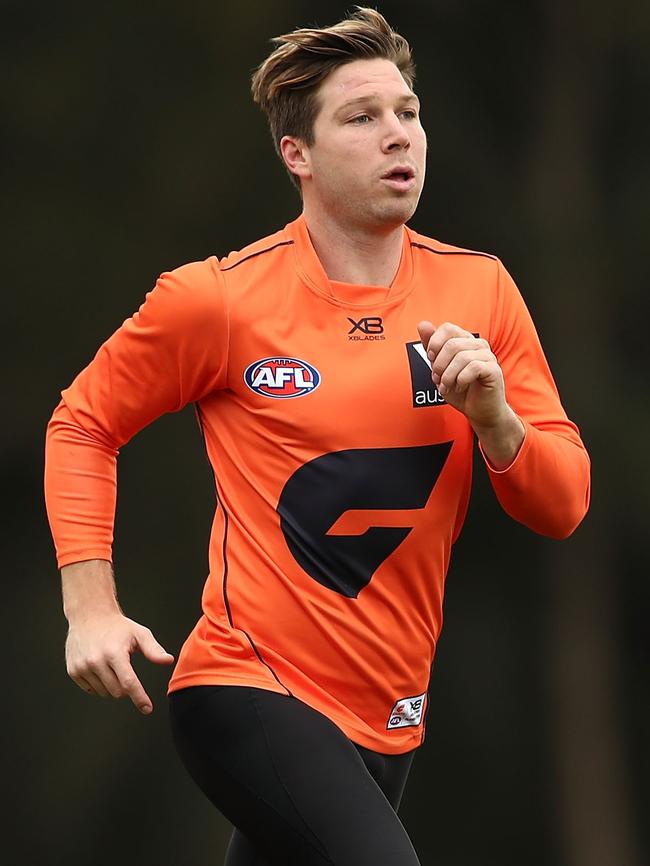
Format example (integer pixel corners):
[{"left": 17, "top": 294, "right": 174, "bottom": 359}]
[{"left": 347, "top": 316, "right": 385, "bottom": 342}]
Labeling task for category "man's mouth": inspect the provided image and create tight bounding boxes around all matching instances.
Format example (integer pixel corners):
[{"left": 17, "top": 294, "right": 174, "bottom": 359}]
[
  {"left": 380, "top": 166, "right": 416, "bottom": 191},
  {"left": 382, "top": 166, "right": 414, "bottom": 180}
]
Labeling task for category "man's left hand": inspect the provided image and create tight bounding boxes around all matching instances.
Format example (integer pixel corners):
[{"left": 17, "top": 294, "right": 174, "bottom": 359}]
[
  {"left": 417, "top": 320, "right": 525, "bottom": 469},
  {"left": 417, "top": 320, "right": 507, "bottom": 427}
]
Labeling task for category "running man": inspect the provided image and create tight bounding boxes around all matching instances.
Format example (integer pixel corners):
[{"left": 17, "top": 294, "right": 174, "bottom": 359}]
[{"left": 45, "top": 8, "right": 590, "bottom": 865}]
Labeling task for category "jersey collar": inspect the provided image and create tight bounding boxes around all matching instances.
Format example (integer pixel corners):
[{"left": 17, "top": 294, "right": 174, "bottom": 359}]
[{"left": 286, "top": 214, "right": 415, "bottom": 308}]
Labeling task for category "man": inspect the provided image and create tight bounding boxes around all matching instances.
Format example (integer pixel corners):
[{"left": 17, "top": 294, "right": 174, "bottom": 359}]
[{"left": 45, "top": 8, "right": 590, "bottom": 866}]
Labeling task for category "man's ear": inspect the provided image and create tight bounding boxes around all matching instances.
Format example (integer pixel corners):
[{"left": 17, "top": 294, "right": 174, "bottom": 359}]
[{"left": 280, "top": 136, "right": 312, "bottom": 182}]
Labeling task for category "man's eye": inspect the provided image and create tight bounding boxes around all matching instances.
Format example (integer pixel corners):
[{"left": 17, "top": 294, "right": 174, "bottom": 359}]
[
  {"left": 350, "top": 114, "right": 371, "bottom": 124},
  {"left": 400, "top": 110, "right": 418, "bottom": 120}
]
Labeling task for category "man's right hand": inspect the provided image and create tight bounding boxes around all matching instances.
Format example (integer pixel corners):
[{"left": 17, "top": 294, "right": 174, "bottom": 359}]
[
  {"left": 61, "top": 559, "right": 174, "bottom": 714},
  {"left": 65, "top": 612, "right": 175, "bottom": 714}
]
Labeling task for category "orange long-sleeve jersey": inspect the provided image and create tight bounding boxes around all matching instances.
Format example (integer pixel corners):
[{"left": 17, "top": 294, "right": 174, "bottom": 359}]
[{"left": 45, "top": 215, "right": 590, "bottom": 753}]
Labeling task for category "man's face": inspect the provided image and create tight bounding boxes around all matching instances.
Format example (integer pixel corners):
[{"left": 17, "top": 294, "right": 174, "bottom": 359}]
[{"left": 299, "top": 58, "right": 427, "bottom": 231}]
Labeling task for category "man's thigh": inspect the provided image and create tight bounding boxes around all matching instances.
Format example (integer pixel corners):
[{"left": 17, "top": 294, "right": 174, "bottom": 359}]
[{"left": 169, "top": 685, "right": 420, "bottom": 866}]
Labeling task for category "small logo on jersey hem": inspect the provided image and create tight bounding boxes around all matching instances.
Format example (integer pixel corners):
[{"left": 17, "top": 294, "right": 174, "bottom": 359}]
[
  {"left": 244, "top": 356, "right": 321, "bottom": 399},
  {"left": 387, "top": 692, "right": 426, "bottom": 729}
]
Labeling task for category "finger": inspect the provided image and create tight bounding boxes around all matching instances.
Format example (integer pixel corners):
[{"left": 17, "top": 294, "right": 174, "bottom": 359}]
[
  {"left": 426, "top": 322, "right": 475, "bottom": 358},
  {"left": 78, "top": 668, "right": 111, "bottom": 697},
  {"left": 68, "top": 649, "right": 127, "bottom": 698},
  {"left": 95, "top": 658, "right": 130, "bottom": 699},
  {"left": 454, "top": 359, "right": 502, "bottom": 394},
  {"left": 437, "top": 348, "right": 495, "bottom": 392},
  {"left": 110, "top": 654, "right": 154, "bottom": 714},
  {"left": 135, "top": 627, "right": 175, "bottom": 666},
  {"left": 85, "top": 649, "right": 134, "bottom": 696},
  {"left": 431, "top": 338, "right": 490, "bottom": 382},
  {"left": 417, "top": 320, "right": 436, "bottom": 352},
  {"left": 72, "top": 673, "right": 96, "bottom": 695}
]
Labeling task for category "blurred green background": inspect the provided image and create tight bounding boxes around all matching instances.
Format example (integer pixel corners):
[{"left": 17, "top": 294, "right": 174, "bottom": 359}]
[{"left": 3, "top": 1, "right": 648, "bottom": 864}]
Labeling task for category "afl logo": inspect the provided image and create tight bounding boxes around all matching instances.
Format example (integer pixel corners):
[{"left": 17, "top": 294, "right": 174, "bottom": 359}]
[{"left": 244, "top": 357, "right": 321, "bottom": 399}]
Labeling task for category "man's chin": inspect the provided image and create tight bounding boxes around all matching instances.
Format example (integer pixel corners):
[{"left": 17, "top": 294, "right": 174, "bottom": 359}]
[
  {"left": 321, "top": 188, "right": 419, "bottom": 231},
  {"left": 368, "top": 196, "right": 419, "bottom": 229}
]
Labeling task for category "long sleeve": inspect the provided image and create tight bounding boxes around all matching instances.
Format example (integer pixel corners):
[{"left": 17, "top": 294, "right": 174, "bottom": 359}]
[
  {"left": 481, "top": 260, "right": 591, "bottom": 538},
  {"left": 44, "top": 258, "right": 229, "bottom": 567}
]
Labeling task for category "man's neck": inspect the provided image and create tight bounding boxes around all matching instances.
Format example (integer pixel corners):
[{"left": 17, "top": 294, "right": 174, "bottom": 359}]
[{"left": 302, "top": 209, "right": 404, "bottom": 287}]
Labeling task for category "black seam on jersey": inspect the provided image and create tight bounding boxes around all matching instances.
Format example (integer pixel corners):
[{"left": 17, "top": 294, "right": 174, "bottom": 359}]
[
  {"left": 194, "top": 404, "right": 233, "bottom": 624},
  {"left": 411, "top": 241, "right": 497, "bottom": 261},
  {"left": 193, "top": 403, "right": 293, "bottom": 697},
  {"left": 241, "top": 629, "right": 294, "bottom": 695},
  {"left": 220, "top": 239, "right": 294, "bottom": 272}
]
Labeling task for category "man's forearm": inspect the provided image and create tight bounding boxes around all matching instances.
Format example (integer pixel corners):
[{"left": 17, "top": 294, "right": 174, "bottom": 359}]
[
  {"left": 472, "top": 406, "right": 526, "bottom": 471},
  {"left": 61, "top": 559, "right": 121, "bottom": 624}
]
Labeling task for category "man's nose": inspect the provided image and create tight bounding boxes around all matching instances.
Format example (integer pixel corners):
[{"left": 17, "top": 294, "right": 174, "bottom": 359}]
[{"left": 382, "top": 112, "right": 411, "bottom": 151}]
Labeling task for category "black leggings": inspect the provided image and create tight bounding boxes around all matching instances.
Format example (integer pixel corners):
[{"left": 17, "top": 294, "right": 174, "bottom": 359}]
[{"left": 169, "top": 685, "right": 421, "bottom": 866}]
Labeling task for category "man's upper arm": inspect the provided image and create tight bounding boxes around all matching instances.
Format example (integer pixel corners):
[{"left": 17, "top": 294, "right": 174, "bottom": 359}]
[
  {"left": 58, "top": 258, "right": 229, "bottom": 447},
  {"left": 45, "top": 257, "right": 229, "bottom": 567}
]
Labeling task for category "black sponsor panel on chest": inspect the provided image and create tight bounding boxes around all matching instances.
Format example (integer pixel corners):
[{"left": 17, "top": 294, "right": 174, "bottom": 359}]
[
  {"left": 404, "top": 332, "right": 480, "bottom": 408},
  {"left": 405, "top": 340, "right": 446, "bottom": 407}
]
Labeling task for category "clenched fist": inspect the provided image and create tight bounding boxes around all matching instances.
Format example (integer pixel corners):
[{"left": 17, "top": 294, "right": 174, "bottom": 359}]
[{"left": 417, "top": 320, "right": 525, "bottom": 469}]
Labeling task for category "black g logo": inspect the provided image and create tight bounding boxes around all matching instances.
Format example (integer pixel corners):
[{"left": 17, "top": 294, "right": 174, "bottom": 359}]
[{"left": 277, "top": 443, "right": 452, "bottom": 597}]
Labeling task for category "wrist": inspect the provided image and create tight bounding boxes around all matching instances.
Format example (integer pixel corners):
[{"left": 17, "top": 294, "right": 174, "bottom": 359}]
[
  {"left": 61, "top": 559, "right": 122, "bottom": 624},
  {"left": 472, "top": 406, "right": 525, "bottom": 470}
]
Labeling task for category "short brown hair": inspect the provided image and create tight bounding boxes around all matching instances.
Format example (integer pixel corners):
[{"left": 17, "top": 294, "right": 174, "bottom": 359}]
[{"left": 251, "top": 7, "right": 415, "bottom": 188}]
